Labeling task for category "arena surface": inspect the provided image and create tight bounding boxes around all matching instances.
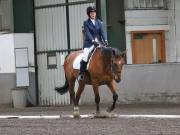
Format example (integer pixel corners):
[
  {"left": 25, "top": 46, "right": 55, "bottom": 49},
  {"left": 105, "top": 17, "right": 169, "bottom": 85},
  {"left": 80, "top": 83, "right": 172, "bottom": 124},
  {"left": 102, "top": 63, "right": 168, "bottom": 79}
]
[{"left": 0, "top": 104, "right": 180, "bottom": 135}]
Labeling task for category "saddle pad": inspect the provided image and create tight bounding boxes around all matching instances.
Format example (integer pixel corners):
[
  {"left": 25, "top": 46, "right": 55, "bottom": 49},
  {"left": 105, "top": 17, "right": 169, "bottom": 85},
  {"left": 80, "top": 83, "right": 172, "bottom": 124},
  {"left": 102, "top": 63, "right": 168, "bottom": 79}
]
[
  {"left": 73, "top": 53, "right": 84, "bottom": 70},
  {"left": 72, "top": 53, "right": 91, "bottom": 70}
]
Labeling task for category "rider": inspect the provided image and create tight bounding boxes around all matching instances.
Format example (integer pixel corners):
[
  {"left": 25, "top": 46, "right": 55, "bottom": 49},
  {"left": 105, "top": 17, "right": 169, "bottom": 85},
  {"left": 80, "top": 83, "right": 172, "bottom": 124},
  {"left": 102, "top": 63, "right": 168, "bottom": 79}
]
[{"left": 78, "top": 6, "right": 108, "bottom": 81}]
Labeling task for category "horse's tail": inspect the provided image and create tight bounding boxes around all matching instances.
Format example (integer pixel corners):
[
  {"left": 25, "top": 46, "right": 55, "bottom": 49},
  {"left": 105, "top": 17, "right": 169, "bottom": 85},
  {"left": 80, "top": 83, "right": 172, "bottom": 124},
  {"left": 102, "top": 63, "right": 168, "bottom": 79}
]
[
  {"left": 55, "top": 75, "right": 69, "bottom": 95},
  {"left": 55, "top": 53, "right": 70, "bottom": 95}
]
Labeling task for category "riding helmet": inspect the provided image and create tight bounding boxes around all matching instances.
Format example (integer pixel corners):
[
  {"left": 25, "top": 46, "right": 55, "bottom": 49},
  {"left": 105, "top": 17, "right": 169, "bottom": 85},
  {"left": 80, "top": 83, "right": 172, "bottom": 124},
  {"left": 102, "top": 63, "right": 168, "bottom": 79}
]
[{"left": 86, "top": 6, "right": 96, "bottom": 16}]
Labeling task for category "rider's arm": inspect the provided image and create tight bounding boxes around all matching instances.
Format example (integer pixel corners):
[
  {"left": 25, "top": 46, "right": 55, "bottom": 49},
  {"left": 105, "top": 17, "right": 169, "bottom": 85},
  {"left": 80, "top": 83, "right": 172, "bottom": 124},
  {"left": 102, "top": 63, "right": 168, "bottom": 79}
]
[
  {"left": 98, "top": 20, "right": 107, "bottom": 42},
  {"left": 83, "top": 21, "right": 94, "bottom": 43}
]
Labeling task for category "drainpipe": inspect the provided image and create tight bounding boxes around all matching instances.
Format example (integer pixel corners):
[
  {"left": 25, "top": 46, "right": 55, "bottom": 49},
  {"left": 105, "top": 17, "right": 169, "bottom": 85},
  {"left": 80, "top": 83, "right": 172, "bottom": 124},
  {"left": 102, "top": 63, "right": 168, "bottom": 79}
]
[{"left": 32, "top": 0, "right": 39, "bottom": 106}]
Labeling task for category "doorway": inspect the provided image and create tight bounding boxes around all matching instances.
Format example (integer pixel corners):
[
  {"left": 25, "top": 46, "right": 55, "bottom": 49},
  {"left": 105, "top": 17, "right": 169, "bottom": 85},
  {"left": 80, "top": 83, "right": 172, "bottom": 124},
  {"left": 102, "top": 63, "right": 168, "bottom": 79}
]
[{"left": 131, "top": 31, "right": 166, "bottom": 64}]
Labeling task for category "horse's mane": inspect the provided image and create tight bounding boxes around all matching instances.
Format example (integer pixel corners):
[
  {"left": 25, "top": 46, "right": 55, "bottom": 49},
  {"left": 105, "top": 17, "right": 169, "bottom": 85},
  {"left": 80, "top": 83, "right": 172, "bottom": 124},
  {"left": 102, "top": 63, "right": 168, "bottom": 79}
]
[
  {"left": 101, "top": 47, "right": 122, "bottom": 59},
  {"left": 100, "top": 46, "right": 122, "bottom": 65},
  {"left": 101, "top": 47, "right": 113, "bottom": 57},
  {"left": 100, "top": 47, "right": 114, "bottom": 69}
]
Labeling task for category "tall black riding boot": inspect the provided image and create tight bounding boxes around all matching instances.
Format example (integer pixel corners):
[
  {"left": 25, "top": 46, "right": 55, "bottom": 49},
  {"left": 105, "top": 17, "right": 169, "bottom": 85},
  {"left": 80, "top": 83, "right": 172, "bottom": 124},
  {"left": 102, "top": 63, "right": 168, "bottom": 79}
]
[{"left": 78, "top": 60, "right": 87, "bottom": 81}]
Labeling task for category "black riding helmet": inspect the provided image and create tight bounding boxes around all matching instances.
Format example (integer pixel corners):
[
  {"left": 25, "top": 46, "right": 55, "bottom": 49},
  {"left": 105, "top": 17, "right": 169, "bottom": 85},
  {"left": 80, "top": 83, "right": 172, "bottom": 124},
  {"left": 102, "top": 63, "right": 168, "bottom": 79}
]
[{"left": 86, "top": 6, "right": 96, "bottom": 17}]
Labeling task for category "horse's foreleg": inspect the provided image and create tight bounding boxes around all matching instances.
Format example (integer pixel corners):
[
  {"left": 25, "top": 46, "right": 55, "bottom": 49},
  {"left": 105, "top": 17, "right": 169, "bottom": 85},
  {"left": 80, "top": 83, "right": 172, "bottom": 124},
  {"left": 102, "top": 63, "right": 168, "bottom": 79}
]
[
  {"left": 92, "top": 84, "right": 100, "bottom": 114},
  {"left": 75, "top": 82, "right": 85, "bottom": 106},
  {"left": 106, "top": 80, "right": 118, "bottom": 112},
  {"left": 73, "top": 82, "right": 85, "bottom": 118},
  {"left": 68, "top": 79, "right": 78, "bottom": 112}
]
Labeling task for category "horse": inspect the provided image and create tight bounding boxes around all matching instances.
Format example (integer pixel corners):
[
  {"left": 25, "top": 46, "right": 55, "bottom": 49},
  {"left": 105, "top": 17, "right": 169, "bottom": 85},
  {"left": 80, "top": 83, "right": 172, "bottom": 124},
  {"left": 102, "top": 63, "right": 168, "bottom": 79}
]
[{"left": 55, "top": 45, "right": 125, "bottom": 118}]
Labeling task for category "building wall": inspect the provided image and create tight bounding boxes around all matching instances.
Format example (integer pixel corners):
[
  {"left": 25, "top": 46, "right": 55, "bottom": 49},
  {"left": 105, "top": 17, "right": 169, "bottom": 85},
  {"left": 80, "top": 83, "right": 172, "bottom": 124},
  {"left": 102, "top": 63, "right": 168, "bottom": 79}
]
[
  {"left": 0, "top": 34, "right": 15, "bottom": 73},
  {"left": 166, "top": 0, "right": 176, "bottom": 62},
  {"left": 174, "top": 0, "right": 180, "bottom": 62},
  {"left": 14, "top": 33, "right": 36, "bottom": 105},
  {"left": 12, "top": 0, "right": 36, "bottom": 105},
  {"left": 14, "top": 33, "right": 35, "bottom": 71},
  {"left": 80, "top": 63, "right": 180, "bottom": 104},
  {"left": 0, "top": 34, "right": 15, "bottom": 106},
  {"left": 125, "top": 0, "right": 180, "bottom": 64},
  {"left": 125, "top": 10, "right": 169, "bottom": 64},
  {"left": 0, "top": 34, "right": 36, "bottom": 106}
]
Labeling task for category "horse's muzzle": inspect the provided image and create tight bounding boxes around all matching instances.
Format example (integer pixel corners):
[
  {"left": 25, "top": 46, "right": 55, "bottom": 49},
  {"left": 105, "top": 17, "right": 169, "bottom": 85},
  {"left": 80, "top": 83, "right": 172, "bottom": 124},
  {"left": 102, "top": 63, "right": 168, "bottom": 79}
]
[
  {"left": 115, "top": 79, "right": 121, "bottom": 83},
  {"left": 114, "top": 73, "right": 121, "bottom": 83}
]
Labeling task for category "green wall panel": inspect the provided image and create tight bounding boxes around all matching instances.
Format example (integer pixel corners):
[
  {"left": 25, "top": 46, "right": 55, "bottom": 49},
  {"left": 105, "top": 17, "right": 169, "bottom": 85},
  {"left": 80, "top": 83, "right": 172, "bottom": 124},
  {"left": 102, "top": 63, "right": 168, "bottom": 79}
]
[
  {"left": 13, "top": 0, "right": 34, "bottom": 33},
  {"left": 106, "top": 0, "right": 126, "bottom": 51}
]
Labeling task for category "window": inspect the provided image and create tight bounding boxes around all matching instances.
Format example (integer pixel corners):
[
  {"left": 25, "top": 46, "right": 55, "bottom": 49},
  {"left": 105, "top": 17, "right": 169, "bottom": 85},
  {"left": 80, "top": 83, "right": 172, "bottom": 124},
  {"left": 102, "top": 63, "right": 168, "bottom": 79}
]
[
  {"left": 47, "top": 52, "right": 57, "bottom": 69},
  {"left": 125, "top": 0, "right": 168, "bottom": 10},
  {"left": 15, "top": 48, "right": 29, "bottom": 87}
]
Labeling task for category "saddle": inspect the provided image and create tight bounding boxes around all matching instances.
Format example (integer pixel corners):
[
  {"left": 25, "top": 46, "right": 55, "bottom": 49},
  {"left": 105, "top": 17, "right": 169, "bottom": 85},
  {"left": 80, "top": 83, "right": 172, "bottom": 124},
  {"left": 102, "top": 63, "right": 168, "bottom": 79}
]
[{"left": 73, "top": 46, "right": 98, "bottom": 70}]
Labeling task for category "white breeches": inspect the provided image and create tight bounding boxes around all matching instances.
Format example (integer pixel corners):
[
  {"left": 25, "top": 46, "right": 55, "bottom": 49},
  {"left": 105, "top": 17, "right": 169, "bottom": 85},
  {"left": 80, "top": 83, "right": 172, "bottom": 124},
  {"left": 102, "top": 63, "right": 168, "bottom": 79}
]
[{"left": 82, "top": 45, "right": 95, "bottom": 62}]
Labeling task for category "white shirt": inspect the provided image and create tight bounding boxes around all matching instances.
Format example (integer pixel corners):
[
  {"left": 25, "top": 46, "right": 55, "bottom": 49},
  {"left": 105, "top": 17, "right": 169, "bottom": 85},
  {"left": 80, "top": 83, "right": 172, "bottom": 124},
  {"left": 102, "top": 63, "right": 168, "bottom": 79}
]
[{"left": 90, "top": 19, "right": 96, "bottom": 25}]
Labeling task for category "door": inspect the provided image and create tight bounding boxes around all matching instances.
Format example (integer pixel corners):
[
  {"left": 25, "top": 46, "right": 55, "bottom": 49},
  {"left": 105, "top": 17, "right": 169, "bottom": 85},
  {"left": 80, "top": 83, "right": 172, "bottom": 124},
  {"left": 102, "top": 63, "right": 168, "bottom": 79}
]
[{"left": 132, "top": 31, "right": 166, "bottom": 64}]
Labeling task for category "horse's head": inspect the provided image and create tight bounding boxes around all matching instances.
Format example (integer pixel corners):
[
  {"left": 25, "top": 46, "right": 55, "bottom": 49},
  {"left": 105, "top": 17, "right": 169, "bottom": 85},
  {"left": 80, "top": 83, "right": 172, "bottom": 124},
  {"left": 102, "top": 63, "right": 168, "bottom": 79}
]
[{"left": 112, "top": 49, "right": 126, "bottom": 83}]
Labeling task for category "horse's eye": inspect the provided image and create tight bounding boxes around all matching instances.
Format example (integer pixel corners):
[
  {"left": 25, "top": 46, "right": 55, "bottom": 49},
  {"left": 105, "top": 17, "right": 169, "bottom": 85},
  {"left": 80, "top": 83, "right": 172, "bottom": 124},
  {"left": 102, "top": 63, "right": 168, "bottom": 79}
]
[{"left": 114, "top": 63, "right": 118, "bottom": 67}]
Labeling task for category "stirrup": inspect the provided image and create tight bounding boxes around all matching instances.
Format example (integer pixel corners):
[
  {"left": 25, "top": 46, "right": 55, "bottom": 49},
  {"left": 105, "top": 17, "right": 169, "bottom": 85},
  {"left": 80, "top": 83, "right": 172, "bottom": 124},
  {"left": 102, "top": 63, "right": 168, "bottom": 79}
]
[{"left": 77, "top": 74, "right": 84, "bottom": 81}]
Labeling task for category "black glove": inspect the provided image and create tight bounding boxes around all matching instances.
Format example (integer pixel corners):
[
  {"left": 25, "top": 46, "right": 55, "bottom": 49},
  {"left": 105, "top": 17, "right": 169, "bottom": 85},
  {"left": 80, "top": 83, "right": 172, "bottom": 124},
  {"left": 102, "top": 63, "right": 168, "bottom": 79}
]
[
  {"left": 104, "top": 40, "right": 109, "bottom": 46},
  {"left": 92, "top": 40, "right": 99, "bottom": 47}
]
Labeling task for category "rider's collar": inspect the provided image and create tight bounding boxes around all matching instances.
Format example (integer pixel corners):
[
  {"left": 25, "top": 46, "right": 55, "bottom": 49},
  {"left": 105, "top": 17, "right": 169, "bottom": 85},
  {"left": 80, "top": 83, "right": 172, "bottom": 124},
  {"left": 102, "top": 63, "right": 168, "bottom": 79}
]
[{"left": 90, "top": 18, "right": 96, "bottom": 25}]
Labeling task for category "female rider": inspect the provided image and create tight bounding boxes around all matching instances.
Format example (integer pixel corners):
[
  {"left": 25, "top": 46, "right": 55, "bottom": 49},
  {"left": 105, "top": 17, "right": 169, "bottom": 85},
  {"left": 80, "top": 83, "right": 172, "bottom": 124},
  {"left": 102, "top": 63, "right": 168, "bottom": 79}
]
[{"left": 78, "top": 6, "right": 108, "bottom": 81}]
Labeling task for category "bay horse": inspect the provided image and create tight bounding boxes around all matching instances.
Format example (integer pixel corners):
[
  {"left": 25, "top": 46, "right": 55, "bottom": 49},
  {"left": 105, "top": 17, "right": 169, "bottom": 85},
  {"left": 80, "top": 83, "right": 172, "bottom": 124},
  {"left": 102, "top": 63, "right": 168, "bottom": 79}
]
[{"left": 55, "top": 46, "right": 125, "bottom": 117}]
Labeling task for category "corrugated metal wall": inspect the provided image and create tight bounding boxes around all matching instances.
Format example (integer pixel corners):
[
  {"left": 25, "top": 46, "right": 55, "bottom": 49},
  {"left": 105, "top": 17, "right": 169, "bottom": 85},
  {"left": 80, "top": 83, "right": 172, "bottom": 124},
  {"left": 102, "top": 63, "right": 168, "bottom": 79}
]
[
  {"left": 125, "top": 0, "right": 168, "bottom": 9},
  {"left": 35, "top": 0, "right": 66, "bottom": 7},
  {"left": 34, "top": 0, "right": 95, "bottom": 105},
  {"left": 69, "top": 2, "right": 94, "bottom": 49},
  {"left": 0, "top": 0, "right": 13, "bottom": 31}
]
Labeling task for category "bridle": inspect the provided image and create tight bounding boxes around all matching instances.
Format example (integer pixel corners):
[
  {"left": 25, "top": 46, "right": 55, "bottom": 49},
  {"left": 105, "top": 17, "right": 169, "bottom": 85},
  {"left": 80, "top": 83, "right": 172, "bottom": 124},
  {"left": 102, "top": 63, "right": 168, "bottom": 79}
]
[
  {"left": 109, "top": 54, "right": 119, "bottom": 80},
  {"left": 110, "top": 51, "right": 123, "bottom": 81}
]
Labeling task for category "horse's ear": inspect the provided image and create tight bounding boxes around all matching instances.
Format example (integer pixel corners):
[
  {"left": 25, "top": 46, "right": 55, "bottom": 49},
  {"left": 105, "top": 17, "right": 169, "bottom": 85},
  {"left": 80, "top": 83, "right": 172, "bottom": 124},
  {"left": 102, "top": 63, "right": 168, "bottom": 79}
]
[
  {"left": 112, "top": 48, "right": 119, "bottom": 56},
  {"left": 112, "top": 49, "right": 116, "bottom": 56},
  {"left": 120, "top": 50, "right": 127, "bottom": 58}
]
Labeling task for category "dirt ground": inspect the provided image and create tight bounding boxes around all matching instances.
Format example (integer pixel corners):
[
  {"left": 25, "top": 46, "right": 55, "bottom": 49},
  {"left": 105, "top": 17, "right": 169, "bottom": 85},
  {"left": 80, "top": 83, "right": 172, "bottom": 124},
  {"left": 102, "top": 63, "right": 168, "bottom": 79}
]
[{"left": 0, "top": 104, "right": 180, "bottom": 135}]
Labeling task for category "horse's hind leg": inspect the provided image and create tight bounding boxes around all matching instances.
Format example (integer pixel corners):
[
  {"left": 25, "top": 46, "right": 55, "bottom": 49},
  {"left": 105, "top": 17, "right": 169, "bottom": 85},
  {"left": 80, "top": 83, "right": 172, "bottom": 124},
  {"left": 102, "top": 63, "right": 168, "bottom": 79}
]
[{"left": 106, "top": 80, "right": 118, "bottom": 112}]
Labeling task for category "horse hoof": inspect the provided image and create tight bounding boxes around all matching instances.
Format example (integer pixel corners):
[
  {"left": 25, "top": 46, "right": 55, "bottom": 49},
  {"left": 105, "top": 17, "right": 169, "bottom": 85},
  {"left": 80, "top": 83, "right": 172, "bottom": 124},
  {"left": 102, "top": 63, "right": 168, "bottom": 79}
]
[
  {"left": 73, "top": 111, "right": 80, "bottom": 118},
  {"left": 94, "top": 111, "right": 111, "bottom": 118},
  {"left": 94, "top": 111, "right": 101, "bottom": 117},
  {"left": 106, "top": 107, "right": 112, "bottom": 113}
]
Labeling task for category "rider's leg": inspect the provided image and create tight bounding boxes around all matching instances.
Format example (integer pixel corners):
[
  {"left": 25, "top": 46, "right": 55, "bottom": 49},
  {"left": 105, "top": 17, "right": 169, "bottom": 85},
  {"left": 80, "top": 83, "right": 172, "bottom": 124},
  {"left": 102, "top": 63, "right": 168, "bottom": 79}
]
[
  {"left": 78, "top": 60, "right": 87, "bottom": 81},
  {"left": 78, "top": 45, "right": 94, "bottom": 81}
]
